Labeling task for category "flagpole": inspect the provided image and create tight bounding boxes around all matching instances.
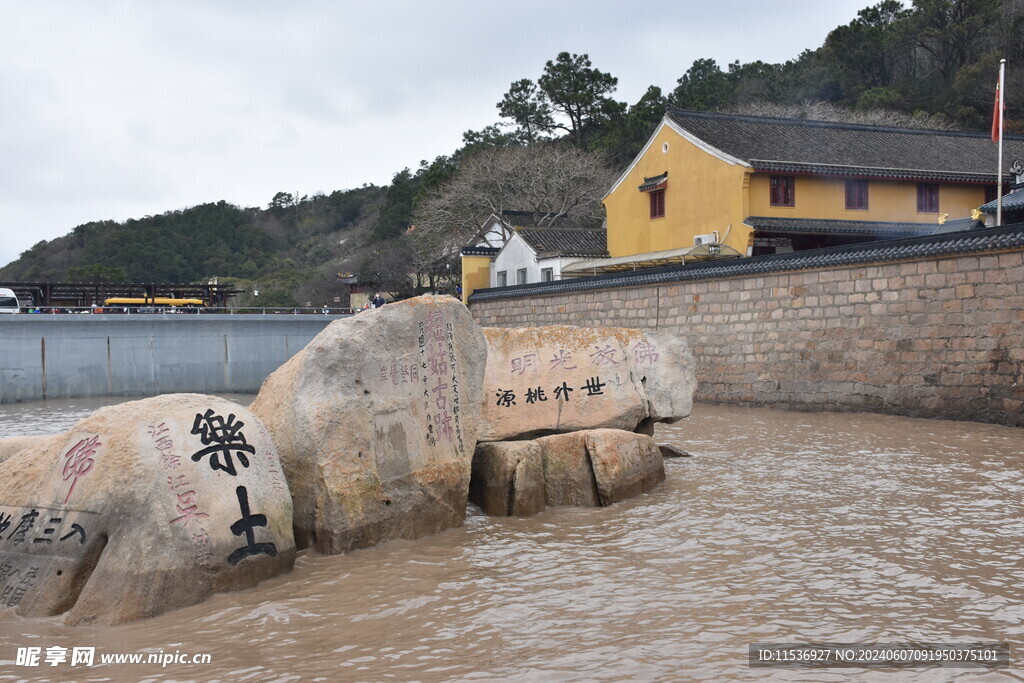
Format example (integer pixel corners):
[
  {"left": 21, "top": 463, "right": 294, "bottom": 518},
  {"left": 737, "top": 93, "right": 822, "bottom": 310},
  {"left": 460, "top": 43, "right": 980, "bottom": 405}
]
[{"left": 998, "top": 58, "right": 1006, "bottom": 227}]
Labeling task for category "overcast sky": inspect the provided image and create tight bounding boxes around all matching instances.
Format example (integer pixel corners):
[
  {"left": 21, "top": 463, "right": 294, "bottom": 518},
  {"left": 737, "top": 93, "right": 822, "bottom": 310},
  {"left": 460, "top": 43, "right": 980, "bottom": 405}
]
[{"left": 0, "top": 0, "right": 872, "bottom": 267}]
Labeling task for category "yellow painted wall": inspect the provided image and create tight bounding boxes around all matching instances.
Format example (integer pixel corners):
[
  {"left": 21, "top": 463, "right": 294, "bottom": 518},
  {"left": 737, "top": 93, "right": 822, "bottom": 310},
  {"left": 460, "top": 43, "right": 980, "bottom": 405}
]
[
  {"left": 461, "top": 255, "right": 492, "bottom": 304},
  {"left": 747, "top": 174, "right": 988, "bottom": 222},
  {"left": 603, "top": 123, "right": 753, "bottom": 258}
]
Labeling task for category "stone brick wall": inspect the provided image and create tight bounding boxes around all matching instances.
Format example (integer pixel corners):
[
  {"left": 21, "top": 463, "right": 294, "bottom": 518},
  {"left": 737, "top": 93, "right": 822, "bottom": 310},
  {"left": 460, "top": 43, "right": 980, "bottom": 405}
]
[{"left": 469, "top": 249, "right": 1024, "bottom": 427}]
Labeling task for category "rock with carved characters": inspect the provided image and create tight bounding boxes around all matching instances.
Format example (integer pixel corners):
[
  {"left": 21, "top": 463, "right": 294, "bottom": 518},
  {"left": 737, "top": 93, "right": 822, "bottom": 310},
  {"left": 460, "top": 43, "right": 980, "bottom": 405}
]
[
  {"left": 0, "top": 393, "right": 295, "bottom": 625},
  {"left": 250, "top": 295, "right": 487, "bottom": 555},
  {"left": 479, "top": 326, "right": 695, "bottom": 442}
]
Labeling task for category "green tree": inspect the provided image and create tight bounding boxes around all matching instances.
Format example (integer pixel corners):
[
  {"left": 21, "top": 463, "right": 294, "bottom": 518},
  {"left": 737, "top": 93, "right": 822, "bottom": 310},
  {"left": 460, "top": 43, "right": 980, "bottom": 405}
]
[
  {"left": 912, "top": 0, "right": 1000, "bottom": 85},
  {"left": 411, "top": 156, "right": 460, "bottom": 207},
  {"left": 67, "top": 264, "right": 128, "bottom": 283},
  {"left": 537, "top": 52, "right": 621, "bottom": 149},
  {"left": 819, "top": 0, "right": 913, "bottom": 101},
  {"left": 371, "top": 169, "right": 418, "bottom": 240},
  {"left": 672, "top": 58, "right": 736, "bottom": 110},
  {"left": 269, "top": 191, "right": 295, "bottom": 210},
  {"left": 594, "top": 86, "right": 669, "bottom": 167},
  {"left": 460, "top": 124, "right": 524, "bottom": 151},
  {"left": 497, "top": 78, "right": 554, "bottom": 144},
  {"left": 729, "top": 61, "right": 786, "bottom": 105}
]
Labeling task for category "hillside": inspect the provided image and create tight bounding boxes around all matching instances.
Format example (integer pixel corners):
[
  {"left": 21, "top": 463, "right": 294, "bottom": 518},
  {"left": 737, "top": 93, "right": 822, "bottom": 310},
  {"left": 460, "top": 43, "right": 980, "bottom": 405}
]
[{"left": 0, "top": 187, "right": 386, "bottom": 307}]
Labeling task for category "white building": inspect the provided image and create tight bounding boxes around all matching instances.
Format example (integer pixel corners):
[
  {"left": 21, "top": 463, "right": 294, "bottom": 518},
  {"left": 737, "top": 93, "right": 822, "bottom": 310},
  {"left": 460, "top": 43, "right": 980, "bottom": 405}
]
[
  {"left": 489, "top": 226, "right": 607, "bottom": 287},
  {"left": 461, "top": 211, "right": 608, "bottom": 290}
]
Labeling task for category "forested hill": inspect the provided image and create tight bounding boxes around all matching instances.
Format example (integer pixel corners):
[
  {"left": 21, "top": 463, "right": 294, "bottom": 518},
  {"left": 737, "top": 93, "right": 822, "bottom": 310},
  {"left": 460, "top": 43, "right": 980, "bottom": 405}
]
[
  {"left": 0, "top": 187, "right": 387, "bottom": 307},
  {"left": 2, "top": 0, "right": 1021, "bottom": 306}
]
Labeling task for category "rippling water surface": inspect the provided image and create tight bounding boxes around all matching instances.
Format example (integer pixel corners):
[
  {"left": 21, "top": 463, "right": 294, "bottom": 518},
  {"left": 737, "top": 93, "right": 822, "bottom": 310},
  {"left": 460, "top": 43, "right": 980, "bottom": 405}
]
[{"left": 0, "top": 399, "right": 1021, "bottom": 681}]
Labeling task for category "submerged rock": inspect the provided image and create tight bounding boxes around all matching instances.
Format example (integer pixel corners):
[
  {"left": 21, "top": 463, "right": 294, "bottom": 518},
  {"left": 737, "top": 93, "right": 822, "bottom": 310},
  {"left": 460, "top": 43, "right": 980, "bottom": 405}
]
[
  {"left": 535, "top": 431, "right": 602, "bottom": 508},
  {"left": 250, "top": 295, "right": 487, "bottom": 555},
  {"left": 469, "top": 428, "right": 665, "bottom": 516},
  {"left": 469, "top": 441, "right": 545, "bottom": 517},
  {"left": 0, "top": 394, "right": 294, "bottom": 625},
  {"left": 584, "top": 429, "right": 665, "bottom": 505},
  {"left": 479, "top": 326, "right": 695, "bottom": 441},
  {"left": 658, "top": 443, "right": 691, "bottom": 458}
]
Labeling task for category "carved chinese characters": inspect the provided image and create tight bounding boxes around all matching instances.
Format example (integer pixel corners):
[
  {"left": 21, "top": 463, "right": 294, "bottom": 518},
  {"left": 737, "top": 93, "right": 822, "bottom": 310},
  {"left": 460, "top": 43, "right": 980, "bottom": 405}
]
[
  {"left": 479, "top": 326, "right": 696, "bottom": 442},
  {"left": 61, "top": 436, "right": 100, "bottom": 504},
  {"left": 251, "top": 295, "right": 487, "bottom": 555},
  {"left": 0, "top": 394, "right": 294, "bottom": 625}
]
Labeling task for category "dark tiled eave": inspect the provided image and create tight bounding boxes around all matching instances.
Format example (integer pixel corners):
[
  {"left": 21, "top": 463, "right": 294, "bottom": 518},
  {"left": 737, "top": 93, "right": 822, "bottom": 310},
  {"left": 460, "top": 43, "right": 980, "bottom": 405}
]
[
  {"left": 751, "top": 161, "right": 1008, "bottom": 184},
  {"left": 535, "top": 250, "right": 610, "bottom": 259},
  {"left": 461, "top": 247, "right": 500, "bottom": 256},
  {"left": 745, "top": 216, "right": 938, "bottom": 236},
  {"left": 638, "top": 172, "right": 668, "bottom": 191},
  {"left": 468, "top": 222, "right": 1024, "bottom": 302},
  {"left": 979, "top": 190, "right": 1024, "bottom": 213}
]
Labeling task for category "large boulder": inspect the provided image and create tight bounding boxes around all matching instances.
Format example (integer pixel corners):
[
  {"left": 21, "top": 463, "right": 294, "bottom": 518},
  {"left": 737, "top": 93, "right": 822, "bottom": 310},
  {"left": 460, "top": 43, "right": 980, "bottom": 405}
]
[
  {"left": 584, "top": 429, "right": 665, "bottom": 505},
  {"left": 250, "top": 295, "right": 487, "bottom": 555},
  {"left": 0, "top": 394, "right": 294, "bottom": 625},
  {"left": 479, "top": 326, "right": 695, "bottom": 442},
  {"left": 0, "top": 436, "right": 47, "bottom": 465},
  {"left": 469, "top": 428, "right": 666, "bottom": 516},
  {"left": 469, "top": 441, "right": 545, "bottom": 517},
  {"left": 536, "top": 431, "right": 601, "bottom": 508}
]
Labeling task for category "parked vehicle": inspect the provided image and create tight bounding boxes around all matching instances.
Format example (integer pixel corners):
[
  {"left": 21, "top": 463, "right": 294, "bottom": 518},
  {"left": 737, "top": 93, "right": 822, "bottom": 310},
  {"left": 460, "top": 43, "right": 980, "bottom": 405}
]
[
  {"left": 103, "top": 297, "right": 205, "bottom": 313},
  {"left": 0, "top": 288, "right": 20, "bottom": 314}
]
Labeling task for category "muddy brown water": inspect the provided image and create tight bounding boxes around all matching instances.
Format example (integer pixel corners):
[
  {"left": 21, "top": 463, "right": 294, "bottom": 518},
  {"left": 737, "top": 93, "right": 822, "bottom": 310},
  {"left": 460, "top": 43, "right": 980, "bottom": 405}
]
[{"left": 0, "top": 398, "right": 1021, "bottom": 681}]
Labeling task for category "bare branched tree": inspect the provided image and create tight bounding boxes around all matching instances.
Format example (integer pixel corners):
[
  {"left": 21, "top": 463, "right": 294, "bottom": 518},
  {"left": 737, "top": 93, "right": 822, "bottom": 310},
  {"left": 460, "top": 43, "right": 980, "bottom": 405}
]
[{"left": 411, "top": 144, "right": 615, "bottom": 262}]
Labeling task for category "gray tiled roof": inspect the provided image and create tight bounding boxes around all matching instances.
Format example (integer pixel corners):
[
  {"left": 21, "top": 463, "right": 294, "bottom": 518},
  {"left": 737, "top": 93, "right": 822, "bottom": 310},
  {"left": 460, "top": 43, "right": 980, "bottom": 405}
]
[
  {"left": 461, "top": 246, "right": 501, "bottom": 257},
  {"left": 518, "top": 228, "right": 608, "bottom": 258},
  {"left": 639, "top": 172, "right": 668, "bottom": 191},
  {"left": 933, "top": 217, "right": 985, "bottom": 234},
  {"left": 667, "top": 108, "right": 1024, "bottom": 183},
  {"left": 469, "top": 222, "right": 1024, "bottom": 302},
  {"left": 745, "top": 216, "right": 941, "bottom": 236},
  {"left": 979, "top": 190, "right": 1024, "bottom": 214},
  {"left": 500, "top": 210, "right": 597, "bottom": 230}
]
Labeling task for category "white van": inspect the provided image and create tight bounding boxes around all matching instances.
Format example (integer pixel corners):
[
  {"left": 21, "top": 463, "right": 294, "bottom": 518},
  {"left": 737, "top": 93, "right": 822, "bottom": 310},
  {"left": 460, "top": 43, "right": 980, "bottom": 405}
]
[{"left": 0, "top": 288, "right": 20, "bottom": 314}]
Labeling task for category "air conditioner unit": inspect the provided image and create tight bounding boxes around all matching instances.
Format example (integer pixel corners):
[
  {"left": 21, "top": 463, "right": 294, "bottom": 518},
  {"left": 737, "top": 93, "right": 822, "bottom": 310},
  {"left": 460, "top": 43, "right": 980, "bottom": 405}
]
[{"left": 694, "top": 231, "right": 719, "bottom": 247}]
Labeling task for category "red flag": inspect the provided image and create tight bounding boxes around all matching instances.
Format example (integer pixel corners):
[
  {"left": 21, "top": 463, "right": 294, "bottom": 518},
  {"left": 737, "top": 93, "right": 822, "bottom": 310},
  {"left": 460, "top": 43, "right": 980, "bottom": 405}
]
[{"left": 992, "top": 79, "right": 1002, "bottom": 143}]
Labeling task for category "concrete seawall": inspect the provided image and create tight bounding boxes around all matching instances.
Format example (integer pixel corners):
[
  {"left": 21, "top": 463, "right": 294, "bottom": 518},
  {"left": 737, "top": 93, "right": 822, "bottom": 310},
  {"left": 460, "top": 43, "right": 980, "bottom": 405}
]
[{"left": 0, "top": 314, "right": 340, "bottom": 403}]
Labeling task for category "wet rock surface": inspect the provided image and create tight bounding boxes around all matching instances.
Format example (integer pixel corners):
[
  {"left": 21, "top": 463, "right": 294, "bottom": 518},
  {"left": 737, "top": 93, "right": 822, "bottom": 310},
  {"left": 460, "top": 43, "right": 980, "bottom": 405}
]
[
  {"left": 0, "top": 394, "right": 294, "bottom": 625},
  {"left": 470, "top": 428, "right": 666, "bottom": 516},
  {"left": 479, "top": 326, "right": 695, "bottom": 441},
  {"left": 658, "top": 443, "right": 691, "bottom": 458},
  {"left": 585, "top": 429, "right": 665, "bottom": 505},
  {"left": 469, "top": 441, "right": 545, "bottom": 517},
  {"left": 251, "top": 296, "right": 487, "bottom": 555}
]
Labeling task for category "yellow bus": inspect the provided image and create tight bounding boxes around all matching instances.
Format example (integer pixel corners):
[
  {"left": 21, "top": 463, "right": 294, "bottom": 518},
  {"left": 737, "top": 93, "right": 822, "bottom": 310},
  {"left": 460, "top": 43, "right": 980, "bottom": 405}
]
[{"left": 103, "top": 297, "right": 205, "bottom": 310}]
